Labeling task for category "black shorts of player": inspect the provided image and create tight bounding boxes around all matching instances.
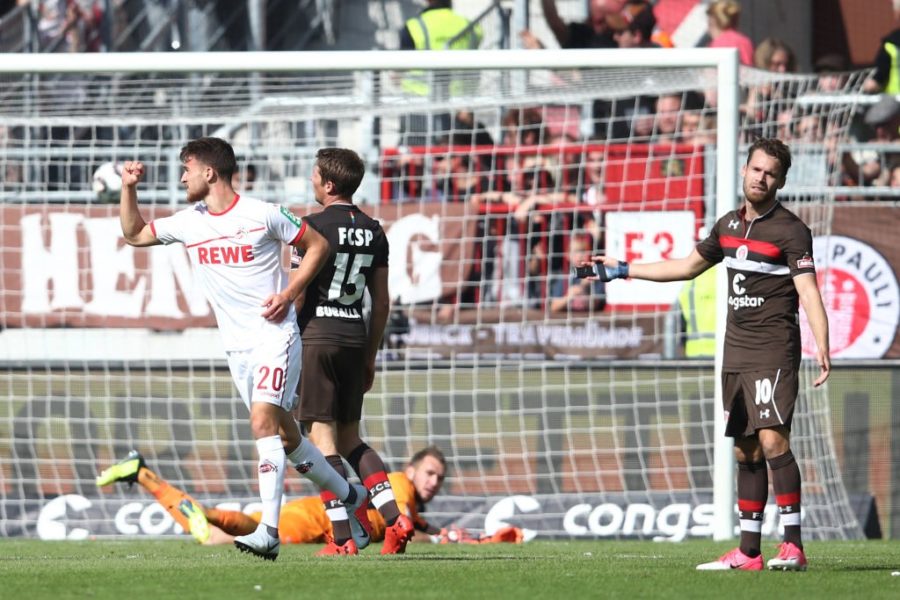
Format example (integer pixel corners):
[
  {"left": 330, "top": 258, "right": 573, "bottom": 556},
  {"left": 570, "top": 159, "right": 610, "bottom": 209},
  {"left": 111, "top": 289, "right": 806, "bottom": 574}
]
[
  {"left": 298, "top": 344, "right": 366, "bottom": 423},
  {"left": 722, "top": 369, "right": 799, "bottom": 438}
]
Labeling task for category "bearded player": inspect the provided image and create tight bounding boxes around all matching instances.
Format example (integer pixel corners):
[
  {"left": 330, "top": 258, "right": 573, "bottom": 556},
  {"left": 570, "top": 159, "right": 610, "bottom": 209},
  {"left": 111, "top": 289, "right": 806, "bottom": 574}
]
[
  {"left": 96, "top": 445, "right": 524, "bottom": 547},
  {"left": 118, "top": 137, "right": 371, "bottom": 561},
  {"left": 584, "top": 138, "right": 830, "bottom": 571}
]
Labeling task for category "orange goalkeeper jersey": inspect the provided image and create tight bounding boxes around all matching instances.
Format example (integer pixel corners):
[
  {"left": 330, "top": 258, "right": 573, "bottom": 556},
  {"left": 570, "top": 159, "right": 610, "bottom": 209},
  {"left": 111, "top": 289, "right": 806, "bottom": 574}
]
[{"left": 274, "top": 471, "right": 425, "bottom": 544}]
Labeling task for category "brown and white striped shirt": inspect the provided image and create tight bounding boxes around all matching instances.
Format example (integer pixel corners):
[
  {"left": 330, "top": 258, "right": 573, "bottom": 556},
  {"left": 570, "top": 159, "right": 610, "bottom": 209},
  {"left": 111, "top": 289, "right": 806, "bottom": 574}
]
[{"left": 696, "top": 202, "right": 816, "bottom": 371}]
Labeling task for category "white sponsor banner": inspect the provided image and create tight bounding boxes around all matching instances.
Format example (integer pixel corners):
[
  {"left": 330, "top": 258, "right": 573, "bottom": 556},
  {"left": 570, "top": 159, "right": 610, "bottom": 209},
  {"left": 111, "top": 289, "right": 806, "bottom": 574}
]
[
  {"left": 32, "top": 494, "right": 798, "bottom": 542},
  {"left": 604, "top": 211, "right": 697, "bottom": 306}
]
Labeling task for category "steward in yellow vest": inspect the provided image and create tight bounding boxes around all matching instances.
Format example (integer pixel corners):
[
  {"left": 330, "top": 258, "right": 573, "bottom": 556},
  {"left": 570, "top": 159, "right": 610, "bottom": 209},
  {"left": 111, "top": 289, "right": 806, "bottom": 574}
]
[
  {"left": 865, "top": 27, "right": 900, "bottom": 93},
  {"left": 677, "top": 267, "right": 717, "bottom": 358},
  {"left": 400, "top": 1, "right": 482, "bottom": 97}
]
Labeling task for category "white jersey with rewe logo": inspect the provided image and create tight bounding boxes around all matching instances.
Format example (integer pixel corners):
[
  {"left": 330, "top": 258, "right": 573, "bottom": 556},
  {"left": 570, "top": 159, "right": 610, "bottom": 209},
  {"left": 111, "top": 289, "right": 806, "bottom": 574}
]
[{"left": 151, "top": 194, "right": 306, "bottom": 351}]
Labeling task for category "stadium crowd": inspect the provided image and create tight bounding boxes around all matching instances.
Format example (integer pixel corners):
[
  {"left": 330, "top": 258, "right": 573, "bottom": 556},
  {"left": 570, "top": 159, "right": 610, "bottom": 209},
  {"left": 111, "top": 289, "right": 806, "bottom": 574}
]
[{"left": 1, "top": 0, "right": 897, "bottom": 317}]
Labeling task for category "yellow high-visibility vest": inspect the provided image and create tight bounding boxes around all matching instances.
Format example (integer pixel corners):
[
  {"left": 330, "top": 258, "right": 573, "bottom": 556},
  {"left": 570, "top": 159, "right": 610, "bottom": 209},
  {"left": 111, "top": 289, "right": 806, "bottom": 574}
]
[
  {"left": 884, "top": 42, "right": 899, "bottom": 94},
  {"left": 402, "top": 9, "right": 482, "bottom": 97},
  {"left": 678, "top": 269, "right": 717, "bottom": 358}
]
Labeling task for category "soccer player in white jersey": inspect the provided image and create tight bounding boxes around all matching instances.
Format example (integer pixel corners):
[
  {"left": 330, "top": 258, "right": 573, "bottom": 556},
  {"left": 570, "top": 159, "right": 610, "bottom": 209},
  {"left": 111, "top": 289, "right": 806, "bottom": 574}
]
[{"left": 118, "top": 137, "right": 372, "bottom": 561}]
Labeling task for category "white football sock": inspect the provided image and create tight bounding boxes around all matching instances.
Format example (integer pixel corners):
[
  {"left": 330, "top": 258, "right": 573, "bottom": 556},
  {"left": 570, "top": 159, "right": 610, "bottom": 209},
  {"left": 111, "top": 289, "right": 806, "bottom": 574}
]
[
  {"left": 256, "top": 435, "right": 286, "bottom": 529},
  {"left": 286, "top": 438, "right": 351, "bottom": 502}
]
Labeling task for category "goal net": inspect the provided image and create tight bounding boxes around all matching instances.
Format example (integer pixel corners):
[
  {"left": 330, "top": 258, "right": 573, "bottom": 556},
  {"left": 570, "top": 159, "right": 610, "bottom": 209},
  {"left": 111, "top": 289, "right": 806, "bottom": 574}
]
[{"left": 0, "top": 49, "right": 866, "bottom": 541}]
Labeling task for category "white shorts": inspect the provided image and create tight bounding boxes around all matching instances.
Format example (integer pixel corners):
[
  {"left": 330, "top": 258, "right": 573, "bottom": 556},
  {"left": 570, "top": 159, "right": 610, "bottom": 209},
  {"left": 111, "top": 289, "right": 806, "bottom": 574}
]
[{"left": 226, "top": 330, "right": 301, "bottom": 412}]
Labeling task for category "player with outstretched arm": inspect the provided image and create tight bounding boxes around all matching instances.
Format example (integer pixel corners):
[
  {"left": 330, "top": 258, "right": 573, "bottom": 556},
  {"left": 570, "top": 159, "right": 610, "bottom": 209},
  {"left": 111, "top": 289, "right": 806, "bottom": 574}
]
[
  {"left": 118, "top": 137, "right": 372, "bottom": 561},
  {"left": 581, "top": 137, "right": 830, "bottom": 571}
]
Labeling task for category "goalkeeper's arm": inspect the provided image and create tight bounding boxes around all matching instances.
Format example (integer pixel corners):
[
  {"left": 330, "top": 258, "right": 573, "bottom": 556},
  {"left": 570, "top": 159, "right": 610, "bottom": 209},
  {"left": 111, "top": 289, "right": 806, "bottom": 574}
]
[{"left": 584, "top": 248, "right": 712, "bottom": 283}]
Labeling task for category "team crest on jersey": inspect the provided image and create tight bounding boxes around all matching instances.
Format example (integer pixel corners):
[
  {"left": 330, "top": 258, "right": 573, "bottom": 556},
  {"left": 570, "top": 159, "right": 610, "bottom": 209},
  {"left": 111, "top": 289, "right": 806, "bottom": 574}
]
[
  {"left": 803, "top": 235, "right": 899, "bottom": 359},
  {"left": 233, "top": 225, "right": 248, "bottom": 240},
  {"left": 796, "top": 253, "right": 814, "bottom": 269},
  {"left": 279, "top": 205, "right": 303, "bottom": 228},
  {"left": 736, "top": 245, "right": 749, "bottom": 261}
]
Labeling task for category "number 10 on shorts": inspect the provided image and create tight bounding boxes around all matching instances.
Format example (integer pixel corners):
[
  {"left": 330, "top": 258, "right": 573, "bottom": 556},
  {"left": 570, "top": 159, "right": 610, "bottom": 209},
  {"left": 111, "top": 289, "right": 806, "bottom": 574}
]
[{"left": 754, "top": 377, "right": 772, "bottom": 405}]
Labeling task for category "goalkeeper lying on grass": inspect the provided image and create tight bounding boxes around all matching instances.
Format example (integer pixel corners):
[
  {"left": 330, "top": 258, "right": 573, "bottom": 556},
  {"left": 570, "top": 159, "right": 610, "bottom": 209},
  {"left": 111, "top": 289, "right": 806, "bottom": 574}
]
[{"left": 97, "top": 445, "right": 523, "bottom": 548}]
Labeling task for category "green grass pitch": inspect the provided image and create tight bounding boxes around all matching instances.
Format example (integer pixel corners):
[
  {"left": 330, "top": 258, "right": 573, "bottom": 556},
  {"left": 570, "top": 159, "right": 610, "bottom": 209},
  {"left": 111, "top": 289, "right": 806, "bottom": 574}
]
[{"left": 2, "top": 539, "right": 900, "bottom": 599}]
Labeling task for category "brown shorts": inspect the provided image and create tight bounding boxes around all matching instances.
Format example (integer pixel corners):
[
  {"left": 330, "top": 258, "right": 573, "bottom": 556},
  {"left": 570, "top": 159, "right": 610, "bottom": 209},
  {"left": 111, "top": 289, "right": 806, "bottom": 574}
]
[
  {"left": 298, "top": 344, "right": 365, "bottom": 423},
  {"left": 722, "top": 369, "right": 799, "bottom": 438}
]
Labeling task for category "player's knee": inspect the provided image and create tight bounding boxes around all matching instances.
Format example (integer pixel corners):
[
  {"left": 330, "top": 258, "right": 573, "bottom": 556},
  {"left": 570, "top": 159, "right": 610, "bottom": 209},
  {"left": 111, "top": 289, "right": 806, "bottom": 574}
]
[
  {"left": 733, "top": 445, "right": 763, "bottom": 463},
  {"left": 337, "top": 430, "right": 364, "bottom": 457},
  {"left": 761, "top": 439, "right": 791, "bottom": 460},
  {"left": 248, "top": 411, "right": 279, "bottom": 438},
  {"left": 758, "top": 427, "right": 790, "bottom": 459}
]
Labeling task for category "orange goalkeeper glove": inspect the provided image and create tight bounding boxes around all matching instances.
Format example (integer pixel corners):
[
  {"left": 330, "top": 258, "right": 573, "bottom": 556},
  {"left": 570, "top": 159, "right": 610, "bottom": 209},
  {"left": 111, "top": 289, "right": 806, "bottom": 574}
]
[
  {"left": 477, "top": 525, "right": 525, "bottom": 544},
  {"left": 431, "top": 525, "right": 476, "bottom": 544}
]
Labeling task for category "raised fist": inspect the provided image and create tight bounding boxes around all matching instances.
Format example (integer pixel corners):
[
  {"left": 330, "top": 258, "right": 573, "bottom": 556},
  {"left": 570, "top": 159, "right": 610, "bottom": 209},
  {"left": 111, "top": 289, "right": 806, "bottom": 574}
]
[{"left": 121, "top": 161, "right": 145, "bottom": 187}]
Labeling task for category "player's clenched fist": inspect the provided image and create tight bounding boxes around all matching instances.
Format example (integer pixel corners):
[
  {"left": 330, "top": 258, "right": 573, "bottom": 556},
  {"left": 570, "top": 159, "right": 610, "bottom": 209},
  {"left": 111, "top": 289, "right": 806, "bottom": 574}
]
[{"left": 121, "top": 161, "right": 145, "bottom": 187}]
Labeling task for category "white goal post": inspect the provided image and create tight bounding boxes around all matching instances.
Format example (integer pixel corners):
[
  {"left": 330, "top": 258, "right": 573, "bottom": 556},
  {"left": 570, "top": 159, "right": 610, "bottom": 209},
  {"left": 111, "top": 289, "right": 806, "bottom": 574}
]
[{"left": 0, "top": 48, "right": 863, "bottom": 542}]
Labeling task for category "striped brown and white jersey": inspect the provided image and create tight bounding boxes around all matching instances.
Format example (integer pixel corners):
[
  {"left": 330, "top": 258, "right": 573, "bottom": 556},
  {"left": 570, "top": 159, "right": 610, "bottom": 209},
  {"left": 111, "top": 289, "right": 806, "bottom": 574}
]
[{"left": 696, "top": 202, "right": 816, "bottom": 371}]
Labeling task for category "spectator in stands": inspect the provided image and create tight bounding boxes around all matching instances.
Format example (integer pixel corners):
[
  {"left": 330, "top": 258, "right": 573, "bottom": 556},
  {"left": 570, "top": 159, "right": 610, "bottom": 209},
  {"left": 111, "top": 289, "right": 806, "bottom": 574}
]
[
  {"left": 705, "top": 0, "right": 753, "bottom": 66},
  {"left": 500, "top": 107, "right": 545, "bottom": 147},
  {"left": 679, "top": 110, "right": 717, "bottom": 147},
  {"left": 629, "top": 97, "right": 657, "bottom": 140},
  {"left": 774, "top": 108, "right": 795, "bottom": 141},
  {"left": 432, "top": 151, "right": 492, "bottom": 204},
  {"left": 786, "top": 112, "right": 831, "bottom": 189},
  {"left": 579, "top": 146, "right": 609, "bottom": 209},
  {"left": 675, "top": 90, "right": 716, "bottom": 147},
  {"left": 626, "top": 0, "right": 673, "bottom": 48},
  {"left": 546, "top": 236, "right": 606, "bottom": 313},
  {"left": 888, "top": 161, "right": 900, "bottom": 189},
  {"left": 473, "top": 153, "right": 558, "bottom": 210},
  {"left": 745, "top": 38, "right": 798, "bottom": 140},
  {"left": 232, "top": 162, "right": 257, "bottom": 192},
  {"left": 35, "top": 0, "right": 103, "bottom": 52},
  {"left": 795, "top": 114, "right": 824, "bottom": 144},
  {"left": 865, "top": 95, "right": 900, "bottom": 186},
  {"left": 889, "top": 161, "right": 900, "bottom": 188},
  {"left": 430, "top": 111, "right": 495, "bottom": 202},
  {"left": 814, "top": 53, "right": 850, "bottom": 93},
  {"left": 522, "top": 0, "right": 625, "bottom": 50},
  {"left": 753, "top": 38, "right": 796, "bottom": 73},
  {"left": 594, "top": 95, "right": 656, "bottom": 141},
  {"left": 842, "top": 95, "right": 900, "bottom": 188},
  {"left": 863, "top": 0, "right": 900, "bottom": 94},
  {"left": 651, "top": 91, "right": 708, "bottom": 144},
  {"left": 442, "top": 110, "right": 495, "bottom": 148},
  {"left": 0, "top": 125, "right": 23, "bottom": 186},
  {"left": 607, "top": 0, "right": 659, "bottom": 49},
  {"left": 654, "top": 93, "right": 682, "bottom": 141}
]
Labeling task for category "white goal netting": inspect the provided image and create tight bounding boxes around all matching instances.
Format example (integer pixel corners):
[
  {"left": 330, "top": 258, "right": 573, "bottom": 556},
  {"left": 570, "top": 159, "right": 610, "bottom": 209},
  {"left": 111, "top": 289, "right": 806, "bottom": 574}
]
[{"left": 0, "top": 50, "right": 866, "bottom": 541}]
